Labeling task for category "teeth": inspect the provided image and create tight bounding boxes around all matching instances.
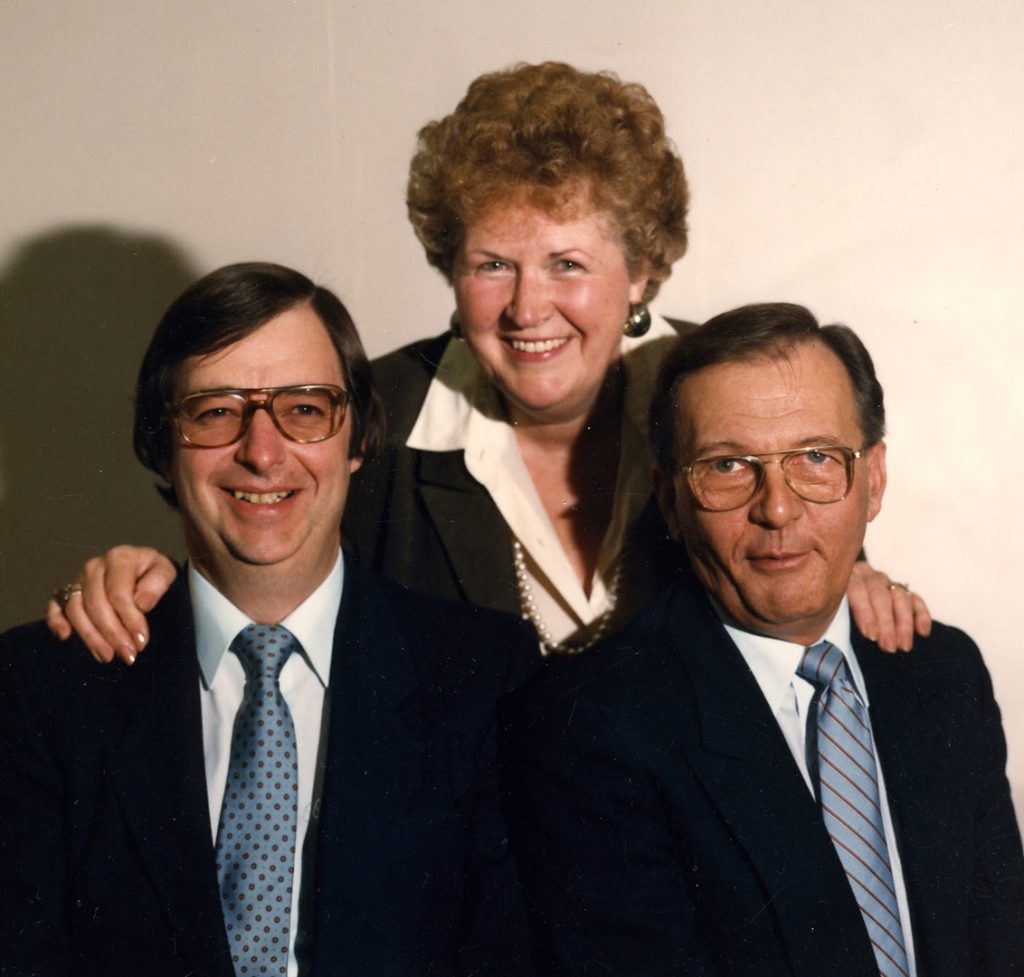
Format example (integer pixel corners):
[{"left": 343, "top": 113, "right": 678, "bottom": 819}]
[
  {"left": 510, "top": 338, "right": 569, "bottom": 353},
  {"left": 233, "top": 490, "right": 293, "bottom": 504}
]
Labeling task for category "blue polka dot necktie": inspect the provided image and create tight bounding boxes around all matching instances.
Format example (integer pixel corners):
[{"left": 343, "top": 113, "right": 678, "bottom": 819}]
[
  {"left": 215, "top": 624, "right": 299, "bottom": 977},
  {"left": 799, "top": 641, "right": 910, "bottom": 977}
]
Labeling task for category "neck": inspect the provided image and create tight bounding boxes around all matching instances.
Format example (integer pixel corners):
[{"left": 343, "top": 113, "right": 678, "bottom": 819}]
[{"left": 191, "top": 554, "right": 335, "bottom": 624}]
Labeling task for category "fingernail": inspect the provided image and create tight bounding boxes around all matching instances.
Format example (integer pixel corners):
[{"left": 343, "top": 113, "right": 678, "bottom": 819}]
[
  {"left": 128, "top": 653, "right": 136, "bottom": 665},
  {"left": 135, "top": 632, "right": 147, "bottom": 649}
]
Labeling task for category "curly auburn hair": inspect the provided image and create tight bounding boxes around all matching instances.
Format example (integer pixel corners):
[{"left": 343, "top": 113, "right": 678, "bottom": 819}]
[{"left": 407, "top": 61, "right": 689, "bottom": 301}]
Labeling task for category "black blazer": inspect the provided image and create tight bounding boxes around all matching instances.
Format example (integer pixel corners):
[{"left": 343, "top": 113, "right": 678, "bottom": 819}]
[
  {"left": 343, "top": 331, "right": 691, "bottom": 616},
  {"left": 0, "top": 563, "right": 540, "bottom": 977},
  {"left": 503, "top": 583, "right": 1024, "bottom": 976}
]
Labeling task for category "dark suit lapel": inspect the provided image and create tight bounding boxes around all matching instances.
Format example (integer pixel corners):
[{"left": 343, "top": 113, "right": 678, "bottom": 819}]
[
  {"left": 307, "top": 565, "right": 425, "bottom": 966},
  {"left": 416, "top": 450, "right": 519, "bottom": 614},
  {"left": 105, "top": 580, "right": 233, "bottom": 976},
  {"left": 658, "top": 588, "right": 879, "bottom": 975}
]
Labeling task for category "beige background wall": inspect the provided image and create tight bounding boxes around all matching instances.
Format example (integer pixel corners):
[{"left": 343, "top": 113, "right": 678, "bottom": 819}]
[{"left": 2, "top": 0, "right": 1022, "bottom": 808}]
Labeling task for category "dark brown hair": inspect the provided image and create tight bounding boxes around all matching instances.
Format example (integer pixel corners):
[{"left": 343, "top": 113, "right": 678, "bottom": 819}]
[
  {"left": 134, "top": 262, "right": 385, "bottom": 506},
  {"left": 649, "top": 302, "right": 886, "bottom": 472}
]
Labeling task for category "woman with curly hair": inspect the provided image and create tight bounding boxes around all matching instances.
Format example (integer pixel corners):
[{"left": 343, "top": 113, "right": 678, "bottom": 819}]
[{"left": 48, "top": 61, "right": 927, "bottom": 658}]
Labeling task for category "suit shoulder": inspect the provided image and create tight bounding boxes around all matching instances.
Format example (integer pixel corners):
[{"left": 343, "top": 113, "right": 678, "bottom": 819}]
[
  {"left": 347, "top": 565, "right": 541, "bottom": 685},
  {"left": 0, "top": 619, "right": 129, "bottom": 712},
  {"left": 350, "top": 332, "right": 449, "bottom": 487},
  {"left": 862, "top": 617, "right": 982, "bottom": 667},
  {"left": 510, "top": 589, "right": 683, "bottom": 722},
  {"left": 662, "top": 315, "right": 699, "bottom": 336},
  {"left": 1, "top": 618, "right": 102, "bottom": 671},
  {"left": 385, "top": 574, "right": 531, "bottom": 639},
  {"left": 370, "top": 333, "right": 449, "bottom": 419}
]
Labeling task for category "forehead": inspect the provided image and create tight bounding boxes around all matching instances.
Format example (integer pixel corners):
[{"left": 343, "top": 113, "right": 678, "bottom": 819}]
[
  {"left": 175, "top": 303, "right": 345, "bottom": 396},
  {"left": 676, "top": 341, "right": 861, "bottom": 455},
  {"left": 461, "top": 197, "right": 620, "bottom": 252}
]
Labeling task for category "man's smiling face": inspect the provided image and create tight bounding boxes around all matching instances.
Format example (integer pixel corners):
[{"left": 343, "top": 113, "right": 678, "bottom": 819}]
[{"left": 167, "top": 301, "right": 361, "bottom": 592}]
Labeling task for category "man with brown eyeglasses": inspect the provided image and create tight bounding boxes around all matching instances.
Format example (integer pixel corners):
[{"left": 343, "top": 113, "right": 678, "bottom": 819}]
[
  {"left": 503, "top": 302, "right": 1024, "bottom": 976},
  {"left": 0, "top": 262, "right": 538, "bottom": 977}
]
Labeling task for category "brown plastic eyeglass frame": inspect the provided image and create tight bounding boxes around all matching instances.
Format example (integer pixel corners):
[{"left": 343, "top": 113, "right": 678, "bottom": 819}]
[
  {"left": 170, "top": 384, "right": 351, "bottom": 448},
  {"left": 682, "top": 445, "right": 865, "bottom": 512}
]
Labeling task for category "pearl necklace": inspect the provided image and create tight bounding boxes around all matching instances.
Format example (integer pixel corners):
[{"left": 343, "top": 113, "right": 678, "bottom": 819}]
[{"left": 512, "top": 539, "right": 623, "bottom": 656}]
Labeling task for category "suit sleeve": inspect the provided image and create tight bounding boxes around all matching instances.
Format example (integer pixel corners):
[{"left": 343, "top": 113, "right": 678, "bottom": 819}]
[
  {"left": 961, "top": 636, "right": 1024, "bottom": 974},
  {"left": 501, "top": 674, "right": 716, "bottom": 977},
  {"left": 0, "top": 631, "right": 73, "bottom": 977}
]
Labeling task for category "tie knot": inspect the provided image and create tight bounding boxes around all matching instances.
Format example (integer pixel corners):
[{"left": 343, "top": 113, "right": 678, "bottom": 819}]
[
  {"left": 797, "top": 640, "right": 846, "bottom": 692},
  {"left": 231, "top": 623, "right": 297, "bottom": 684}
]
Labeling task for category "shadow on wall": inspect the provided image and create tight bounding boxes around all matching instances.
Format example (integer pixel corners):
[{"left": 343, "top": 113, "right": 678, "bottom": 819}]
[{"left": 0, "top": 226, "right": 199, "bottom": 629}]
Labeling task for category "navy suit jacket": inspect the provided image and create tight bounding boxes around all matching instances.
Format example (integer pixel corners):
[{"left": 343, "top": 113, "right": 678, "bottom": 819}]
[
  {"left": 503, "top": 583, "right": 1024, "bottom": 976},
  {"left": 0, "top": 564, "right": 540, "bottom": 977}
]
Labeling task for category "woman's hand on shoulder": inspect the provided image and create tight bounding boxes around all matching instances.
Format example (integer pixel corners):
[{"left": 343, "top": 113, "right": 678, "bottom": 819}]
[
  {"left": 45, "top": 546, "right": 178, "bottom": 664},
  {"left": 847, "top": 561, "right": 932, "bottom": 653}
]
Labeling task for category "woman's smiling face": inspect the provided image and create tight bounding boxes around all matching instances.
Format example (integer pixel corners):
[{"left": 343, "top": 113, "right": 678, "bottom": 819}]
[{"left": 452, "top": 202, "right": 648, "bottom": 427}]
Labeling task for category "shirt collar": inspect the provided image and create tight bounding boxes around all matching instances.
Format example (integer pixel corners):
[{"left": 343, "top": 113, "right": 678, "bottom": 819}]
[
  {"left": 191, "top": 551, "right": 344, "bottom": 689},
  {"left": 721, "top": 596, "right": 869, "bottom": 712},
  {"left": 406, "top": 312, "right": 681, "bottom": 453}
]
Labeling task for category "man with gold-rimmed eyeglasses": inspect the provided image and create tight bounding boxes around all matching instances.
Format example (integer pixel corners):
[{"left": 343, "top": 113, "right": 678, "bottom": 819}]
[{"left": 504, "top": 301, "right": 1024, "bottom": 976}]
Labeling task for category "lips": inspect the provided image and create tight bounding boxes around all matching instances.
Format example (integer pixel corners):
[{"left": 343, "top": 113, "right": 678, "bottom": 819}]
[
  {"left": 508, "top": 337, "right": 570, "bottom": 354},
  {"left": 747, "top": 549, "right": 808, "bottom": 570},
  {"left": 232, "top": 490, "right": 294, "bottom": 505}
]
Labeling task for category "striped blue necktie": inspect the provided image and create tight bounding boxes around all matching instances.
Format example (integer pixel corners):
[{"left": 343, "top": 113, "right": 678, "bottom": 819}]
[
  {"left": 215, "top": 624, "right": 300, "bottom": 977},
  {"left": 799, "top": 641, "right": 910, "bottom": 977}
]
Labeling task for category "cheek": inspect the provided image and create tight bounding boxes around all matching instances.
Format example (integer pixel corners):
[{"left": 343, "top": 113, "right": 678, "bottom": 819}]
[
  {"left": 455, "top": 280, "right": 504, "bottom": 330},
  {"left": 686, "top": 511, "right": 748, "bottom": 566}
]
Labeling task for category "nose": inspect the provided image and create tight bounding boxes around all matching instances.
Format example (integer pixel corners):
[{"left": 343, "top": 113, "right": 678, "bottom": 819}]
[
  {"left": 233, "top": 405, "right": 288, "bottom": 471},
  {"left": 506, "top": 271, "right": 552, "bottom": 328},
  {"left": 748, "top": 462, "right": 804, "bottom": 529}
]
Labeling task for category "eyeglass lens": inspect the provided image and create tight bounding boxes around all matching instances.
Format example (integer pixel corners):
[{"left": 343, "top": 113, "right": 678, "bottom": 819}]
[
  {"left": 177, "top": 387, "right": 345, "bottom": 447},
  {"left": 691, "top": 448, "right": 852, "bottom": 510}
]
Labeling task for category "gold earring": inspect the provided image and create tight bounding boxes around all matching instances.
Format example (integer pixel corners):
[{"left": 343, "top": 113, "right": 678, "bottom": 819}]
[{"left": 623, "top": 304, "right": 651, "bottom": 338}]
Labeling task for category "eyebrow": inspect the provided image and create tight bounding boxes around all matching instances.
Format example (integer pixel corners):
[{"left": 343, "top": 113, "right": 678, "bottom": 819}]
[{"left": 692, "top": 435, "right": 847, "bottom": 457}]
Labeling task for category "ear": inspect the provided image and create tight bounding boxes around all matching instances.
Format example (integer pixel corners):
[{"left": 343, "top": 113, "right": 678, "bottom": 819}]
[
  {"left": 864, "top": 441, "right": 887, "bottom": 522},
  {"left": 628, "top": 273, "right": 650, "bottom": 305},
  {"left": 348, "top": 453, "right": 363, "bottom": 475},
  {"left": 653, "top": 465, "right": 683, "bottom": 541}
]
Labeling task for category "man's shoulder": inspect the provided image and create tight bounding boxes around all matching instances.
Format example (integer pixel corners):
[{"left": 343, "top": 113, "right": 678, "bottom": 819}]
[
  {"left": 510, "top": 585, "right": 714, "bottom": 723},
  {"left": 854, "top": 616, "right": 997, "bottom": 720},
  {"left": 856, "top": 617, "right": 982, "bottom": 673},
  {"left": 1, "top": 577, "right": 195, "bottom": 702},
  {"left": 341, "top": 562, "right": 541, "bottom": 687}
]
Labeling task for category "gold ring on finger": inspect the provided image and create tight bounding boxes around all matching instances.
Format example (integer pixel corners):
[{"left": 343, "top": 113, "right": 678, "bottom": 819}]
[{"left": 54, "top": 583, "right": 84, "bottom": 612}]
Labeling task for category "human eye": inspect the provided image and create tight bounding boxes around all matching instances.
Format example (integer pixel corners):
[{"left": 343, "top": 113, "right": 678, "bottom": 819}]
[
  {"left": 280, "top": 389, "right": 331, "bottom": 419},
  {"left": 791, "top": 448, "right": 843, "bottom": 471},
  {"left": 183, "top": 394, "right": 242, "bottom": 423},
  {"left": 708, "top": 456, "right": 751, "bottom": 476},
  {"left": 550, "top": 254, "right": 587, "bottom": 273},
  {"left": 477, "top": 259, "right": 509, "bottom": 274}
]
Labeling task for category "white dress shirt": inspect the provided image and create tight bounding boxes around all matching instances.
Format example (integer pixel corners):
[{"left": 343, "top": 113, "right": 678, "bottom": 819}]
[
  {"left": 406, "top": 314, "right": 679, "bottom": 650},
  {"left": 723, "top": 598, "right": 918, "bottom": 975},
  {"left": 191, "top": 552, "right": 343, "bottom": 977}
]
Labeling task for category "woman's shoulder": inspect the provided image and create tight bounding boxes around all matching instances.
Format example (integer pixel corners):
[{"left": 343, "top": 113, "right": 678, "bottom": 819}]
[
  {"left": 370, "top": 331, "right": 452, "bottom": 388},
  {"left": 368, "top": 331, "right": 452, "bottom": 440}
]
